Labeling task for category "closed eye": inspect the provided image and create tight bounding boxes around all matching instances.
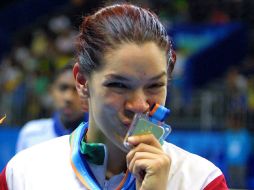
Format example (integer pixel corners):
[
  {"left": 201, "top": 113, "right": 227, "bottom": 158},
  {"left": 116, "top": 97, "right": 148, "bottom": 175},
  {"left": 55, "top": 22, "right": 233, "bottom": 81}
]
[
  {"left": 146, "top": 82, "right": 165, "bottom": 89},
  {"left": 104, "top": 82, "right": 129, "bottom": 89},
  {"left": 58, "top": 84, "right": 70, "bottom": 91}
]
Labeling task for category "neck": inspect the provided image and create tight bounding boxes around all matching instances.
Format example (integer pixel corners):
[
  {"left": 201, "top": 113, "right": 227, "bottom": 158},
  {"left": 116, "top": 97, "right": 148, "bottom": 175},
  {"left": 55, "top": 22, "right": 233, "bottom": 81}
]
[
  {"left": 105, "top": 138, "right": 127, "bottom": 178},
  {"left": 86, "top": 124, "right": 127, "bottom": 178}
]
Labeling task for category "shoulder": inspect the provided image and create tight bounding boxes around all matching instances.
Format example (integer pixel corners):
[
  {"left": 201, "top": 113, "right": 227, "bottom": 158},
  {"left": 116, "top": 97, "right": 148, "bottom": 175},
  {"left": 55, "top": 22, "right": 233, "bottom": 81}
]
[
  {"left": 7, "top": 135, "right": 70, "bottom": 176},
  {"left": 12, "top": 135, "right": 70, "bottom": 162},
  {"left": 5, "top": 136, "right": 78, "bottom": 189},
  {"left": 163, "top": 141, "right": 216, "bottom": 168},
  {"left": 163, "top": 142, "right": 228, "bottom": 189},
  {"left": 16, "top": 118, "right": 56, "bottom": 151},
  {"left": 20, "top": 118, "right": 54, "bottom": 134}
]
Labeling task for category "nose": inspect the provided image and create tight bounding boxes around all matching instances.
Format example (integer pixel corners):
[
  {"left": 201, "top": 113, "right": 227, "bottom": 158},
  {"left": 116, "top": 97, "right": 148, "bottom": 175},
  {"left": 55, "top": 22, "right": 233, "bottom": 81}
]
[{"left": 125, "top": 90, "right": 150, "bottom": 114}]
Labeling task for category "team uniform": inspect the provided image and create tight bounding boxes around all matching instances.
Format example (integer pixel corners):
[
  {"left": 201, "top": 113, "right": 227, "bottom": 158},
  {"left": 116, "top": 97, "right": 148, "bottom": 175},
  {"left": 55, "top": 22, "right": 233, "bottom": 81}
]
[
  {"left": 1, "top": 123, "right": 228, "bottom": 190},
  {"left": 16, "top": 112, "right": 88, "bottom": 152}
]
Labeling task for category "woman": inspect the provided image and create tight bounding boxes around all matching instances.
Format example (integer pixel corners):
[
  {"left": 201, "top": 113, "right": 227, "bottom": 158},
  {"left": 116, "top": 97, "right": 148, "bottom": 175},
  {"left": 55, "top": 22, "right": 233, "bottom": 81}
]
[{"left": 0, "top": 4, "right": 228, "bottom": 190}]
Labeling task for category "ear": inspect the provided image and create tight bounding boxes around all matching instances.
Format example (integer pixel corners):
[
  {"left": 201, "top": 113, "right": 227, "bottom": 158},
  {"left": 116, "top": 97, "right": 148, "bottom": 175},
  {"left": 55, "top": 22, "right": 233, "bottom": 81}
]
[
  {"left": 168, "top": 49, "right": 176, "bottom": 74},
  {"left": 73, "top": 63, "right": 89, "bottom": 112}
]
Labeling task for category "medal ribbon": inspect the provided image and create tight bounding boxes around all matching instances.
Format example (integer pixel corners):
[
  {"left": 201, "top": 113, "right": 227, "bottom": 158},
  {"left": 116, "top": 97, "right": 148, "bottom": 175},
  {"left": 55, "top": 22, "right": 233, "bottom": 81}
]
[{"left": 70, "top": 122, "right": 135, "bottom": 190}]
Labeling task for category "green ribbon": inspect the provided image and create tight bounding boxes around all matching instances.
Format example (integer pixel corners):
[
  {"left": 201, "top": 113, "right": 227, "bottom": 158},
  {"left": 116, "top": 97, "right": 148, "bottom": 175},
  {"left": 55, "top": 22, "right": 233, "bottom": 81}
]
[{"left": 80, "top": 138, "right": 105, "bottom": 165}]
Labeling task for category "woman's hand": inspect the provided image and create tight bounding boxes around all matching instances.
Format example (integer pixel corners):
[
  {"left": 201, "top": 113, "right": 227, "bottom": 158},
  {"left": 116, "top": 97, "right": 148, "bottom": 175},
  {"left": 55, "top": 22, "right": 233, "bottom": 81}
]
[{"left": 126, "top": 134, "right": 171, "bottom": 190}]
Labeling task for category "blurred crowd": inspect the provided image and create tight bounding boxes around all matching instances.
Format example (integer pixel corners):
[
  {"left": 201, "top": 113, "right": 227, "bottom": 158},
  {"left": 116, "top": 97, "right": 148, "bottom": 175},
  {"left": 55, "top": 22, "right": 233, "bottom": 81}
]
[
  {"left": 0, "top": 15, "right": 77, "bottom": 125},
  {"left": 1, "top": 0, "right": 254, "bottom": 188},
  {"left": 0, "top": 0, "right": 253, "bottom": 128}
]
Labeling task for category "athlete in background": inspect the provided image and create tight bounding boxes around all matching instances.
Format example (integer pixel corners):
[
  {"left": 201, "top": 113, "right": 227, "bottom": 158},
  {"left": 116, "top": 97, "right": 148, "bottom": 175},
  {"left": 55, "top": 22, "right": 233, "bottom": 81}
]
[{"left": 16, "top": 62, "right": 88, "bottom": 152}]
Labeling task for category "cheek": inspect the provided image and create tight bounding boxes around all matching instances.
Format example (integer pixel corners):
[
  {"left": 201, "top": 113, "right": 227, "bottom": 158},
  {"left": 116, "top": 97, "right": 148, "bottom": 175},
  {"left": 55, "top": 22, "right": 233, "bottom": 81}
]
[
  {"left": 52, "top": 92, "right": 64, "bottom": 105},
  {"left": 148, "top": 89, "right": 167, "bottom": 106},
  {"left": 53, "top": 99, "right": 64, "bottom": 110},
  {"left": 102, "top": 92, "right": 125, "bottom": 111},
  {"left": 90, "top": 89, "right": 125, "bottom": 116},
  {"left": 73, "top": 99, "right": 83, "bottom": 109}
]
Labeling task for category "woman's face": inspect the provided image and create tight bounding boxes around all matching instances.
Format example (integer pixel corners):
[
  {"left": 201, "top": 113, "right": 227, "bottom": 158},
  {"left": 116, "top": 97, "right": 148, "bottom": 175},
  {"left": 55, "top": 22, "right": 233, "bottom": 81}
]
[{"left": 87, "top": 42, "right": 168, "bottom": 151}]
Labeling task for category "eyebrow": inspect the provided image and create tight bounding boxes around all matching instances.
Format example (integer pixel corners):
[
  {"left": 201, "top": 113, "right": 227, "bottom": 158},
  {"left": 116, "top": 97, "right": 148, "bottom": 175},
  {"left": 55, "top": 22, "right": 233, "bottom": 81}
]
[
  {"left": 105, "top": 71, "right": 167, "bottom": 81},
  {"left": 105, "top": 74, "right": 129, "bottom": 81},
  {"left": 149, "top": 72, "right": 167, "bottom": 80}
]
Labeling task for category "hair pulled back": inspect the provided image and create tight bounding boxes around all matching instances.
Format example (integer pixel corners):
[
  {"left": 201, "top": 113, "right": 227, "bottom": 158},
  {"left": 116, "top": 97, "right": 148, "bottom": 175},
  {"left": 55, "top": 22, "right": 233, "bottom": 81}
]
[{"left": 76, "top": 3, "right": 175, "bottom": 76}]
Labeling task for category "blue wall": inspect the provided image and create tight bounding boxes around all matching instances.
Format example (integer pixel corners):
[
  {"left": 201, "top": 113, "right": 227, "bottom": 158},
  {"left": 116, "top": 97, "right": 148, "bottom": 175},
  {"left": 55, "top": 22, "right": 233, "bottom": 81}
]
[
  {"left": 1, "top": 127, "right": 253, "bottom": 188},
  {"left": 0, "top": 127, "right": 20, "bottom": 170}
]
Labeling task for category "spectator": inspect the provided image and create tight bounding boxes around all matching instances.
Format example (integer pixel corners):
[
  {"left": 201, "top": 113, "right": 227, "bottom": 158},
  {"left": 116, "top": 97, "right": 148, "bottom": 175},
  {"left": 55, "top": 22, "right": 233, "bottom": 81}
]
[
  {"left": 224, "top": 66, "right": 251, "bottom": 189},
  {"left": 16, "top": 61, "right": 88, "bottom": 152}
]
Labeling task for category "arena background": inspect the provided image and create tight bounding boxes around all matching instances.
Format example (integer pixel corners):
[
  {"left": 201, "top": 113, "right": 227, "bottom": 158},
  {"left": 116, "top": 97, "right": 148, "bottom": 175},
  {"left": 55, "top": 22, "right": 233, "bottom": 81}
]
[{"left": 1, "top": 0, "right": 254, "bottom": 189}]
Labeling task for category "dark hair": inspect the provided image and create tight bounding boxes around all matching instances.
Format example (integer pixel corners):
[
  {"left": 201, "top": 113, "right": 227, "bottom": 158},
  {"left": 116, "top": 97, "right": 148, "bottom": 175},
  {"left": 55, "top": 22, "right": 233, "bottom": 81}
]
[
  {"left": 51, "top": 60, "right": 74, "bottom": 83},
  {"left": 76, "top": 3, "right": 176, "bottom": 77}
]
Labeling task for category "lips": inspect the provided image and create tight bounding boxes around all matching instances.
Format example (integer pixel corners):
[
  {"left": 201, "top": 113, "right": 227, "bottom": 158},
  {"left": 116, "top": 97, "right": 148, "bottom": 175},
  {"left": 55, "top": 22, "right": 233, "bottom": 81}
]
[{"left": 118, "top": 115, "right": 133, "bottom": 129}]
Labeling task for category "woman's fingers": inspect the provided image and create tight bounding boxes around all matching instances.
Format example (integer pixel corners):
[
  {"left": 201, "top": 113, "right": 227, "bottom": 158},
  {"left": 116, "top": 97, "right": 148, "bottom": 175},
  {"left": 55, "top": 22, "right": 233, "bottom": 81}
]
[
  {"left": 125, "top": 133, "right": 171, "bottom": 190},
  {"left": 127, "top": 143, "right": 161, "bottom": 163}
]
